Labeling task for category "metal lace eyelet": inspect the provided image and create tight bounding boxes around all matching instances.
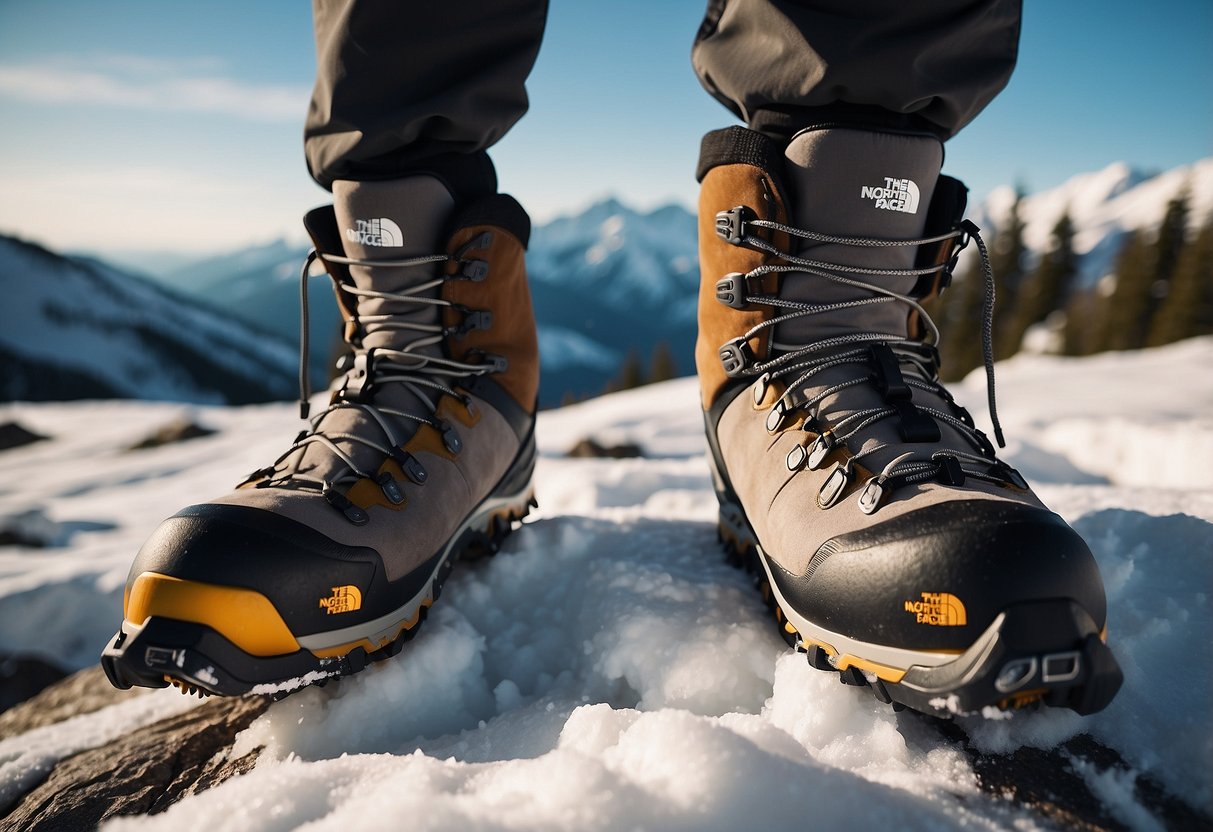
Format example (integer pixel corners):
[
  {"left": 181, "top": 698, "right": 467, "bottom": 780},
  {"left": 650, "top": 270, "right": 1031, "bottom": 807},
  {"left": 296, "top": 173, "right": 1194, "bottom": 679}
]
[
  {"left": 857, "top": 477, "right": 888, "bottom": 515},
  {"left": 786, "top": 443, "right": 808, "bottom": 472},
  {"left": 806, "top": 432, "right": 835, "bottom": 470},
  {"left": 817, "top": 462, "right": 852, "bottom": 509},
  {"left": 765, "top": 400, "right": 792, "bottom": 433},
  {"left": 752, "top": 372, "right": 771, "bottom": 406}
]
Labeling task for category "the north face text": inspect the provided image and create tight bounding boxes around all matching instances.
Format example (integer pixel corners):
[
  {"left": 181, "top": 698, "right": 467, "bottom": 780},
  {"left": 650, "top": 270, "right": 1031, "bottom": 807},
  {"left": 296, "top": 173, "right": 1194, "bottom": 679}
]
[
  {"left": 860, "top": 177, "right": 920, "bottom": 214},
  {"left": 345, "top": 217, "right": 403, "bottom": 247}
]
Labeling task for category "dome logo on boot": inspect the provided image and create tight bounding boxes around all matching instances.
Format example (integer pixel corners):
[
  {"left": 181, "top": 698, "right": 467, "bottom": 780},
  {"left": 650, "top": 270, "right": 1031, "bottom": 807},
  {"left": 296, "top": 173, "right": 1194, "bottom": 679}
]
[
  {"left": 903, "top": 591, "right": 966, "bottom": 626},
  {"left": 860, "top": 177, "right": 921, "bottom": 214},
  {"left": 319, "top": 584, "right": 363, "bottom": 615},
  {"left": 345, "top": 217, "right": 403, "bottom": 247}
]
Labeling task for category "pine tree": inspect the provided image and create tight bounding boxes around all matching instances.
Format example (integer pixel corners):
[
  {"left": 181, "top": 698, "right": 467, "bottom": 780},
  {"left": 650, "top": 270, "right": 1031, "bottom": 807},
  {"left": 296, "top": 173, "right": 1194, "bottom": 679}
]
[
  {"left": 605, "top": 348, "right": 644, "bottom": 393},
  {"left": 989, "top": 188, "right": 1028, "bottom": 358},
  {"left": 1146, "top": 217, "right": 1213, "bottom": 346},
  {"left": 647, "top": 341, "right": 678, "bottom": 383},
  {"left": 1148, "top": 187, "right": 1192, "bottom": 317},
  {"left": 1006, "top": 210, "right": 1078, "bottom": 353},
  {"left": 1061, "top": 287, "right": 1102, "bottom": 356},
  {"left": 934, "top": 253, "right": 987, "bottom": 381},
  {"left": 1095, "top": 230, "right": 1155, "bottom": 351}
]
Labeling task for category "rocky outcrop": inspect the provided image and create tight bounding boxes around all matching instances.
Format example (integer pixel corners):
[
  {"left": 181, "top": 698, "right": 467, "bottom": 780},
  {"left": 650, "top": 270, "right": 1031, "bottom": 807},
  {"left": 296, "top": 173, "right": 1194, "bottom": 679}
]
[{"left": 1, "top": 668, "right": 267, "bottom": 831}]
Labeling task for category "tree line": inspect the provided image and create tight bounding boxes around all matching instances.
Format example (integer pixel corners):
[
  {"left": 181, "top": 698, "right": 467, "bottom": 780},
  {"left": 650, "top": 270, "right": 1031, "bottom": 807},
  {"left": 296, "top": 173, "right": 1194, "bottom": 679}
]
[{"left": 928, "top": 185, "right": 1213, "bottom": 381}]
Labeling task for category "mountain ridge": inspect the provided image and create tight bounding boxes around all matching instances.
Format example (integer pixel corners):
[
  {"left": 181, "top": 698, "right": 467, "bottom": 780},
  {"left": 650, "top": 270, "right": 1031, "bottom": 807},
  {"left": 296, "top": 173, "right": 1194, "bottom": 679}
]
[{"left": 5, "top": 155, "right": 1208, "bottom": 405}]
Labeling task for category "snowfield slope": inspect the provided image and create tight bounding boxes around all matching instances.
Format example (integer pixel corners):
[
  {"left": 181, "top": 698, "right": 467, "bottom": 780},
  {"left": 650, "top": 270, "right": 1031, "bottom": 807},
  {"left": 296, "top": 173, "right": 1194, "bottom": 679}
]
[
  {"left": 0, "top": 338, "right": 1211, "bottom": 830},
  {"left": 0, "top": 234, "right": 297, "bottom": 405}
]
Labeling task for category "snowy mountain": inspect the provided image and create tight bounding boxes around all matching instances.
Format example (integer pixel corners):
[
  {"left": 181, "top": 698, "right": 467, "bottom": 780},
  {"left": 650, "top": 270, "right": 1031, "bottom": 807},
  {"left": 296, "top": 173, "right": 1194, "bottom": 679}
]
[
  {"left": 527, "top": 199, "right": 700, "bottom": 402},
  {"left": 971, "top": 157, "right": 1213, "bottom": 287},
  {"left": 93, "top": 200, "right": 703, "bottom": 406},
  {"left": 16, "top": 155, "right": 1206, "bottom": 409},
  {"left": 0, "top": 338, "right": 1211, "bottom": 828},
  {"left": 0, "top": 234, "right": 297, "bottom": 405}
]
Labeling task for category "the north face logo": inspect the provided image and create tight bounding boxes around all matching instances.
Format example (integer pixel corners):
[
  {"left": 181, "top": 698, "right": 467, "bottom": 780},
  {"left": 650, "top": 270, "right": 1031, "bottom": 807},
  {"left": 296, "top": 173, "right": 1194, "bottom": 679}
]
[
  {"left": 903, "top": 592, "right": 966, "bottom": 626},
  {"left": 319, "top": 585, "right": 363, "bottom": 615},
  {"left": 860, "top": 177, "right": 920, "bottom": 214},
  {"left": 345, "top": 217, "right": 403, "bottom": 247}
]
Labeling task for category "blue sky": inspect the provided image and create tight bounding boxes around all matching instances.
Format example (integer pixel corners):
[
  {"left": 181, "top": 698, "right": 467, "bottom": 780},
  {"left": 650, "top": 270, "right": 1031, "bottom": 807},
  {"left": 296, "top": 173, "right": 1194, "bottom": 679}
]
[{"left": 0, "top": 0, "right": 1209, "bottom": 259}]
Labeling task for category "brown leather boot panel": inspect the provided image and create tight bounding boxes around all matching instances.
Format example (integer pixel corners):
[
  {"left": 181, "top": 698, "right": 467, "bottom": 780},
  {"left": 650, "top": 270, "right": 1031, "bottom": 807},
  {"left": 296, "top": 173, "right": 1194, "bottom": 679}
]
[
  {"left": 907, "top": 236, "right": 957, "bottom": 341},
  {"left": 443, "top": 226, "right": 539, "bottom": 413},
  {"left": 696, "top": 163, "right": 788, "bottom": 410}
]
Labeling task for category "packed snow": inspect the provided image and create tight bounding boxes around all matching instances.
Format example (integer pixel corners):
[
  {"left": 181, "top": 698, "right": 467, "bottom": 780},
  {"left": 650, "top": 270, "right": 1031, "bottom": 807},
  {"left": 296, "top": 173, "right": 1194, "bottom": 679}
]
[{"left": 1, "top": 339, "right": 1212, "bottom": 829}]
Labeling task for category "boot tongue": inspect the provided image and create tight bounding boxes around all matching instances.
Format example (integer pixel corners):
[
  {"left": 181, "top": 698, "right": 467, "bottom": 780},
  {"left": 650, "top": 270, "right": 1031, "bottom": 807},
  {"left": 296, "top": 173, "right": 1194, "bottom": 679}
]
[
  {"left": 334, "top": 176, "right": 455, "bottom": 353},
  {"left": 286, "top": 177, "right": 456, "bottom": 485},
  {"left": 775, "top": 128, "right": 943, "bottom": 347}
]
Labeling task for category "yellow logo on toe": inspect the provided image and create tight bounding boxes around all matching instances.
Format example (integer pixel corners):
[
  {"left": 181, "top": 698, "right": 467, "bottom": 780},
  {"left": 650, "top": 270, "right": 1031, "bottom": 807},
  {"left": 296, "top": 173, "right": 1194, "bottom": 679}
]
[
  {"left": 903, "top": 592, "right": 967, "bottom": 626},
  {"left": 319, "top": 585, "right": 363, "bottom": 615}
]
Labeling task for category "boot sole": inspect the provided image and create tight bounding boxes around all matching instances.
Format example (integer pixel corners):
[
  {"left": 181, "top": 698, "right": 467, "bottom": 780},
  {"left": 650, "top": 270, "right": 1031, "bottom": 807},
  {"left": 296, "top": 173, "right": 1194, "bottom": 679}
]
[
  {"left": 101, "top": 435, "right": 537, "bottom": 698},
  {"left": 709, "top": 453, "right": 1122, "bottom": 716}
]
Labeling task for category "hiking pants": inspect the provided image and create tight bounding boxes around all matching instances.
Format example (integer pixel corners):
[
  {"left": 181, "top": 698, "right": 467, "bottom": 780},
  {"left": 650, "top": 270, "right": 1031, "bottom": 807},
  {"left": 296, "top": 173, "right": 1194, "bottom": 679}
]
[{"left": 305, "top": 0, "right": 1021, "bottom": 194}]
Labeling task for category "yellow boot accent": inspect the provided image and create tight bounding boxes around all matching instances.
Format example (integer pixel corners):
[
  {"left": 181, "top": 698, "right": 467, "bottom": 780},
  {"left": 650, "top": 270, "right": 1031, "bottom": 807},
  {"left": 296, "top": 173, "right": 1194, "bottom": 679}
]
[{"left": 126, "top": 573, "right": 300, "bottom": 657}]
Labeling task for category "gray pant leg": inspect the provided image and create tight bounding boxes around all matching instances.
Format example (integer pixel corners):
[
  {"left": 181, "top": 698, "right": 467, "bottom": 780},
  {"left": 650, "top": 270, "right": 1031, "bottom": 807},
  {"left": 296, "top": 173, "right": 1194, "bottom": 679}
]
[
  {"left": 305, "top": 0, "right": 549, "bottom": 193},
  {"left": 692, "top": 0, "right": 1021, "bottom": 139}
]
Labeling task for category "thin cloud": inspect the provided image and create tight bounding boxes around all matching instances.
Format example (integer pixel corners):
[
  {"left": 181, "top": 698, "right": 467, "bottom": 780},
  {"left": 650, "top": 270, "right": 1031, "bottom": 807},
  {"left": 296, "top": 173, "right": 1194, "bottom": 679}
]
[{"left": 0, "top": 56, "right": 309, "bottom": 122}]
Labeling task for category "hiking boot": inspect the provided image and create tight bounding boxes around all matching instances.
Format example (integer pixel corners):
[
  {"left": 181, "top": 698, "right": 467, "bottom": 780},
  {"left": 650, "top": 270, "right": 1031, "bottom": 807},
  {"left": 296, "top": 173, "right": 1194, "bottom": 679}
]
[
  {"left": 102, "top": 176, "right": 539, "bottom": 696},
  {"left": 696, "top": 126, "right": 1122, "bottom": 715}
]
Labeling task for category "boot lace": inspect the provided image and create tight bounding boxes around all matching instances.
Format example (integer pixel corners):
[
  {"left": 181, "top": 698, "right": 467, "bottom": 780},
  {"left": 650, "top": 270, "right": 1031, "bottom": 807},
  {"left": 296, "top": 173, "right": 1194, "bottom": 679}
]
[
  {"left": 715, "top": 206, "right": 1024, "bottom": 514},
  {"left": 242, "top": 235, "right": 502, "bottom": 524}
]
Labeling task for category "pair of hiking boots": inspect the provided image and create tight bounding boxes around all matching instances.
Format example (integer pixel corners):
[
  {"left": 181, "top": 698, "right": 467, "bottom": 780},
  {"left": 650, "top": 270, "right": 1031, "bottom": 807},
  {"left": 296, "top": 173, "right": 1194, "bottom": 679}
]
[{"left": 102, "top": 126, "right": 1123, "bottom": 716}]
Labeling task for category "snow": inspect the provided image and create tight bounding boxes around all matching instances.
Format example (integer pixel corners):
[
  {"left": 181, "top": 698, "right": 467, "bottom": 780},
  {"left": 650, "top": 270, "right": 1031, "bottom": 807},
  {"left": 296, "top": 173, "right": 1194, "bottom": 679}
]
[{"left": 2, "top": 338, "right": 1213, "bottom": 828}]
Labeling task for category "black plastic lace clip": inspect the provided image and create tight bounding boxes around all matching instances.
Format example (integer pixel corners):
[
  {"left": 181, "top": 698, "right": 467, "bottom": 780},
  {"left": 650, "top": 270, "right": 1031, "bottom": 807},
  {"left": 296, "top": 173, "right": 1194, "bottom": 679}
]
[
  {"left": 436, "top": 420, "right": 463, "bottom": 454},
  {"left": 715, "top": 206, "right": 751, "bottom": 246},
  {"left": 376, "top": 472, "right": 406, "bottom": 505},
  {"left": 324, "top": 486, "right": 369, "bottom": 525},
  {"left": 991, "top": 460, "right": 1028, "bottom": 489},
  {"left": 870, "top": 345, "right": 940, "bottom": 442},
  {"left": 936, "top": 455, "right": 966, "bottom": 487},
  {"left": 893, "top": 401, "right": 941, "bottom": 442},
  {"left": 239, "top": 466, "right": 276, "bottom": 487},
  {"left": 715, "top": 272, "right": 749, "bottom": 309},
  {"left": 451, "top": 306, "right": 493, "bottom": 337},
  {"left": 459, "top": 259, "right": 489, "bottom": 282},
  {"left": 870, "top": 344, "right": 910, "bottom": 401},
  {"left": 470, "top": 350, "right": 508, "bottom": 373},
  {"left": 389, "top": 447, "right": 428, "bottom": 484},
  {"left": 719, "top": 337, "right": 753, "bottom": 377}
]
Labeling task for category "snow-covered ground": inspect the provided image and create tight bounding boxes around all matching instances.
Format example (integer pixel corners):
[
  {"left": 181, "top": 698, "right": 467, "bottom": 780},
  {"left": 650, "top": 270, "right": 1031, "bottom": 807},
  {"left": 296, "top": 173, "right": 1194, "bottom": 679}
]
[{"left": 1, "top": 339, "right": 1211, "bottom": 829}]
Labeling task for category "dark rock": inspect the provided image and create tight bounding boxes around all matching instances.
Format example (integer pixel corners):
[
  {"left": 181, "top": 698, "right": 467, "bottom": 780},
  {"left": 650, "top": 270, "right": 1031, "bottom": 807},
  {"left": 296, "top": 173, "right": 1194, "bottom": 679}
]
[
  {"left": 566, "top": 438, "right": 644, "bottom": 458},
  {"left": 923, "top": 714, "right": 1213, "bottom": 831},
  {"left": 0, "top": 422, "right": 48, "bottom": 452},
  {"left": 0, "top": 653, "right": 69, "bottom": 714},
  {"left": 2, "top": 678, "right": 269, "bottom": 831},
  {"left": 126, "top": 417, "right": 217, "bottom": 451},
  {"left": 0, "top": 509, "right": 58, "bottom": 548},
  {"left": 0, "top": 667, "right": 141, "bottom": 735}
]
